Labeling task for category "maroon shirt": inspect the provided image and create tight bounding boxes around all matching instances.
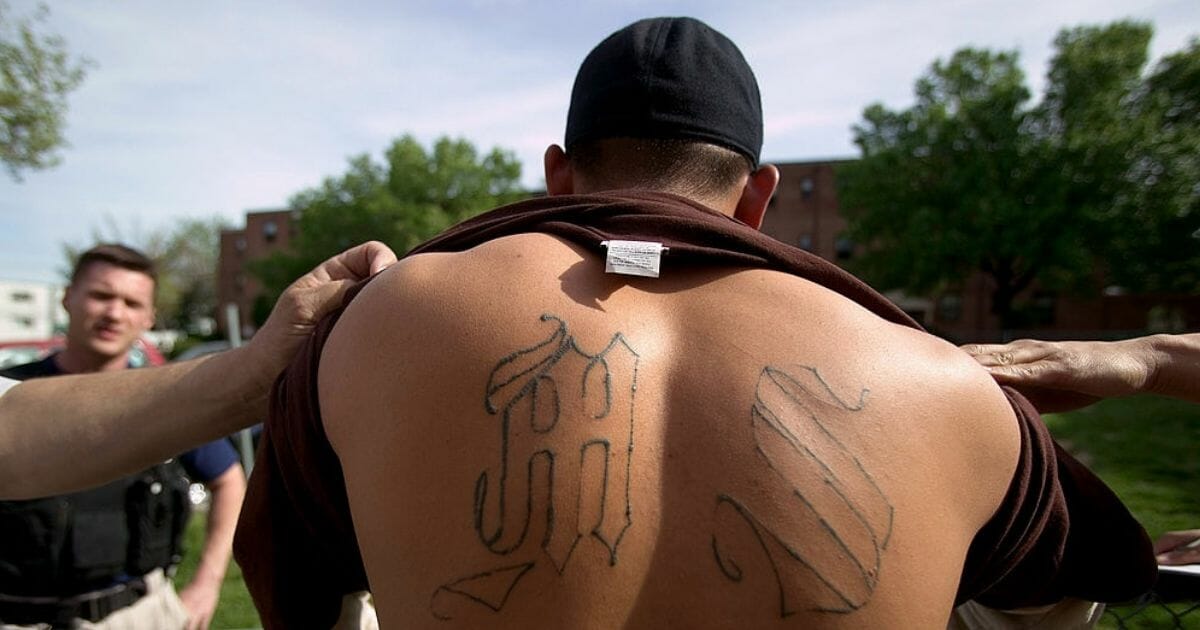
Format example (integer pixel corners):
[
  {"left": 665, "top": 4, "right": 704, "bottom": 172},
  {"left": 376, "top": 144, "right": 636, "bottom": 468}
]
[{"left": 234, "top": 191, "right": 1155, "bottom": 629}]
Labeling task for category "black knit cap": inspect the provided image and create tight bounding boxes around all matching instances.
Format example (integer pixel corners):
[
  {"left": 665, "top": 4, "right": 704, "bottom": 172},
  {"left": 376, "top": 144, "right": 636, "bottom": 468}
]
[{"left": 565, "top": 17, "right": 763, "bottom": 167}]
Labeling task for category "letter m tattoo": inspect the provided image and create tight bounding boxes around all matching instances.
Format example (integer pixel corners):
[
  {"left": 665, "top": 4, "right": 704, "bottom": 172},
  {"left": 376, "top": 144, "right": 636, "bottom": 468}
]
[{"left": 477, "top": 314, "right": 638, "bottom": 573}]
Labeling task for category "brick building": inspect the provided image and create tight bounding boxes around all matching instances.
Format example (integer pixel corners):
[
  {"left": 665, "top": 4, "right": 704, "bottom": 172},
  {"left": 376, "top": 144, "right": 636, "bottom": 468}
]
[
  {"left": 216, "top": 160, "right": 1197, "bottom": 342},
  {"left": 217, "top": 209, "right": 298, "bottom": 337},
  {"left": 761, "top": 160, "right": 937, "bottom": 322}
]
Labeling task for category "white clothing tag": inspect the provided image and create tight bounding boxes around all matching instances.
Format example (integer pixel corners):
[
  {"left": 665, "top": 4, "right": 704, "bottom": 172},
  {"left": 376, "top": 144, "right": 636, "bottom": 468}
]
[{"left": 603, "top": 240, "right": 665, "bottom": 278}]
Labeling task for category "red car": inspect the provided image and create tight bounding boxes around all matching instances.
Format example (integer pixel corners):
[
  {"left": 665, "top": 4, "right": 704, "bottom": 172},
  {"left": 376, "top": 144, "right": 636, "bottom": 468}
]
[{"left": 0, "top": 336, "right": 166, "bottom": 370}]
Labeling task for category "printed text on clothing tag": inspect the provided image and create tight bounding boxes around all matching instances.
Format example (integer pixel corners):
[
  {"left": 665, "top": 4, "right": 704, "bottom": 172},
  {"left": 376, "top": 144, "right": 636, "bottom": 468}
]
[{"left": 603, "top": 240, "right": 665, "bottom": 278}]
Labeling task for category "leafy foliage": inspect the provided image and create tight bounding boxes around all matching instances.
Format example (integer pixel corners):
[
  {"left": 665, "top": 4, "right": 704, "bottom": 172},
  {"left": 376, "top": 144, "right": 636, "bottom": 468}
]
[
  {"left": 0, "top": 1, "right": 89, "bottom": 180},
  {"left": 153, "top": 218, "right": 228, "bottom": 331},
  {"left": 839, "top": 22, "right": 1200, "bottom": 326},
  {"left": 249, "top": 135, "right": 525, "bottom": 313},
  {"left": 1107, "top": 38, "right": 1200, "bottom": 294}
]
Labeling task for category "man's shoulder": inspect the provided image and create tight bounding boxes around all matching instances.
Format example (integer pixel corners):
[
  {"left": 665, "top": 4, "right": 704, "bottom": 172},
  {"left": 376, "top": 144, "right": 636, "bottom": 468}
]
[
  {"left": 343, "top": 233, "right": 590, "bottom": 314},
  {"left": 886, "top": 330, "right": 1023, "bottom": 522},
  {"left": 0, "top": 355, "right": 60, "bottom": 381},
  {"left": 865, "top": 326, "right": 1020, "bottom": 424}
]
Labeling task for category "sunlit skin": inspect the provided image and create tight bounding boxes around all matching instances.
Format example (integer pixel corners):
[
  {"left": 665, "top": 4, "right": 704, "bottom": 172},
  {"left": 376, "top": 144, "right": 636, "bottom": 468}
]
[{"left": 56, "top": 261, "right": 156, "bottom": 374}]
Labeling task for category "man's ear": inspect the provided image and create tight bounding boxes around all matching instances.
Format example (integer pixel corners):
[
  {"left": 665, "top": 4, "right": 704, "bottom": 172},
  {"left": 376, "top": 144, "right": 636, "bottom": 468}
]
[
  {"left": 544, "top": 145, "right": 574, "bottom": 196},
  {"left": 733, "top": 164, "right": 780, "bottom": 230}
]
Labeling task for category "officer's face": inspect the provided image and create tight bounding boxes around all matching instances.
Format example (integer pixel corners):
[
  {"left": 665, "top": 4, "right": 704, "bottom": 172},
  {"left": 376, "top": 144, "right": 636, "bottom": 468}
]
[{"left": 62, "top": 262, "right": 156, "bottom": 362}]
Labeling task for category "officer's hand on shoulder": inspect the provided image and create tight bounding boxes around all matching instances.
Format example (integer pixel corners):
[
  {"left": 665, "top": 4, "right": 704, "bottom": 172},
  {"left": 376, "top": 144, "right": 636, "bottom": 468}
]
[{"left": 249, "top": 241, "right": 398, "bottom": 375}]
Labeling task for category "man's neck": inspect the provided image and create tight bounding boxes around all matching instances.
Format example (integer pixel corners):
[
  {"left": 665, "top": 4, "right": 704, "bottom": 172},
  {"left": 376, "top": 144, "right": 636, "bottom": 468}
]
[
  {"left": 53, "top": 347, "right": 129, "bottom": 374},
  {"left": 575, "top": 185, "right": 739, "bottom": 218}
]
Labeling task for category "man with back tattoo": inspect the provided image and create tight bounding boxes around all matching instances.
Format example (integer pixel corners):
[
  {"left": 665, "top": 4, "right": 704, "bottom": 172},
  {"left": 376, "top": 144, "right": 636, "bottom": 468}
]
[{"left": 235, "top": 17, "right": 1156, "bottom": 629}]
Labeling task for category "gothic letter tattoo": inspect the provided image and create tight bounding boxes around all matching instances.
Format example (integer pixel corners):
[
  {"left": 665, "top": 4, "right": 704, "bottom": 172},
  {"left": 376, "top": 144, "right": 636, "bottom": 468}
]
[
  {"left": 711, "top": 366, "right": 893, "bottom": 616},
  {"left": 431, "top": 314, "right": 639, "bottom": 620}
]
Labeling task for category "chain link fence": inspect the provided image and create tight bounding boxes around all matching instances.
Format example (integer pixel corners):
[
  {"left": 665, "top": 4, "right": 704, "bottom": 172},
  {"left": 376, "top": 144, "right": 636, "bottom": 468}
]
[{"left": 1103, "top": 570, "right": 1199, "bottom": 629}]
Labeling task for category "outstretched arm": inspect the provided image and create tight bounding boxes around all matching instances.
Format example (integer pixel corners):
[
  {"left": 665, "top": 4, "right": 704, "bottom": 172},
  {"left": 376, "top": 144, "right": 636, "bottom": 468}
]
[
  {"left": 0, "top": 241, "right": 397, "bottom": 499},
  {"left": 962, "top": 334, "right": 1200, "bottom": 412}
]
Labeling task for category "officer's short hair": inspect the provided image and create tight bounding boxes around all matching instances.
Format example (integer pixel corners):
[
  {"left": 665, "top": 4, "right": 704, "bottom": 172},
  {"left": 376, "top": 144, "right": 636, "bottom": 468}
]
[{"left": 71, "top": 243, "right": 158, "bottom": 286}]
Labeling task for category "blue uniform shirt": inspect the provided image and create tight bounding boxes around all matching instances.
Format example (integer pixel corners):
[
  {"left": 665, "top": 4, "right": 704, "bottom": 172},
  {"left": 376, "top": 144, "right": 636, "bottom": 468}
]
[{"left": 179, "top": 438, "right": 240, "bottom": 483}]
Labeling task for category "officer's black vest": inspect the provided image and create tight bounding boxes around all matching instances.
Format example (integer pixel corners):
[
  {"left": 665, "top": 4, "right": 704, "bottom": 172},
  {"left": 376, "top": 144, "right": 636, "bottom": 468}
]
[
  {"left": 0, "top": 356, "right": 192, "bottom": 596},
  {"left": 0, "top": 460, "right": 192, "bottom": 596}
]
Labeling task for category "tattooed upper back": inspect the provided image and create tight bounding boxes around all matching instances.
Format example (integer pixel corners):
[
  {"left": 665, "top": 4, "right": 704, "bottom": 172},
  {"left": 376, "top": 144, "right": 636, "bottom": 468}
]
[{"left": 320, "top": 233, "right": 1020, "bottom": 629}]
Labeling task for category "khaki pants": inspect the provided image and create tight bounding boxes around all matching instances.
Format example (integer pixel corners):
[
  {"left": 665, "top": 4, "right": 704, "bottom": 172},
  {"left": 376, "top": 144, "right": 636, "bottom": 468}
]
[
  {"left": 1, "top": 569, "right": 189, "bottom": 630},
  {"left": 334, "top": 591, "right": 379, "bottom": 630},
  {"left": 949, "top": 598, "right": 1104, "bottom": 629}
]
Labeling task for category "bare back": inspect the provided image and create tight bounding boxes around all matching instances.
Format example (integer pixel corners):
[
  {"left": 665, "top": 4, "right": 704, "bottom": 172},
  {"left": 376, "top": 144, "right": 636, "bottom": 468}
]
[{"left": 320, "top": 233, "right": 1019, "bottom": 628}]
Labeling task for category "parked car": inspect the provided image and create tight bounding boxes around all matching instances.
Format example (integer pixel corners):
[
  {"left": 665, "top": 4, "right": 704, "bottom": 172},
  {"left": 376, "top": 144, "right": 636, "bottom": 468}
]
[
  {"left": 0, "top": 338, "right": 58, "bottom": 369},
  {"left": 0, "top": 336, "right": 166, "bottom": 370}
]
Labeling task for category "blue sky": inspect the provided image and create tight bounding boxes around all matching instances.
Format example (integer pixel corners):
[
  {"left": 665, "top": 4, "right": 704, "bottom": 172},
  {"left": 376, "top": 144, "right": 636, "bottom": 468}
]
[{"left": 2, "top": 0, "right": 1197, "bottom": 283}]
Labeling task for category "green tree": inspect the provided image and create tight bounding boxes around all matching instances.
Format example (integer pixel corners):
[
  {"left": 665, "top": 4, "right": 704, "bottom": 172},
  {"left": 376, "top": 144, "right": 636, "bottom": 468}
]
[
  {"left": 0, "top": 1, "right": 89, "bottom": 180},
  {"left": 838, "top": 22, "right": 1199, "bottom": 328},
  {"left": 62, "top": 216, "right": 228, "bottom": 331},
  {"left": 152, "top": 217, "right": 228, "bottom": 331},
  {"left": 1106, "top": 38, "right": 1200, "bottom": 294},
  {"left": 250, "top": 134, "right": 525, "bottom": 310}
]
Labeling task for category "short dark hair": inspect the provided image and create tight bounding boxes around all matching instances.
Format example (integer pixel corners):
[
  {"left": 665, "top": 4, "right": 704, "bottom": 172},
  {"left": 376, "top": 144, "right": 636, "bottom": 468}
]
[
  {"left": 71, "top": 243, "right": 158, "bottom": 286},
  {"left": 567, "top": 137, "right": 751, "bottom": 198}
]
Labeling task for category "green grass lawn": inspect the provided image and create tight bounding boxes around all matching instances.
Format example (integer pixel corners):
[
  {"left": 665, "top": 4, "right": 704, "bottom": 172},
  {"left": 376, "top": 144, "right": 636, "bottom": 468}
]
[
  {"left": 174, "top": 395, "right": 1198, "bottom": 629},
  {"left": 1043, "top": 395, "right": 1200, "bottom": 629},
  {"left": 1044, "top": 395, "right": 1200, "bottom": 540}
]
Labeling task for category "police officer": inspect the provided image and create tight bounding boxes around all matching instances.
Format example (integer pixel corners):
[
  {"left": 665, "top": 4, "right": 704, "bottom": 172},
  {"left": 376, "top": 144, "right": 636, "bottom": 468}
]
[
  {"left": 0, "top": 244, "right": 245, "bottom": 630},
  {"left": 0, "top": 240, "right": 396, "bottom": 502}
]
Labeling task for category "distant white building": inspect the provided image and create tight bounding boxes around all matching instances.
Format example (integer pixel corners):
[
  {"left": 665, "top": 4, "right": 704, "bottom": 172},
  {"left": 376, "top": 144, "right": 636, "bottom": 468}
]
[{"left": 0, "top": 279, "right": 66, "bottom": 341}]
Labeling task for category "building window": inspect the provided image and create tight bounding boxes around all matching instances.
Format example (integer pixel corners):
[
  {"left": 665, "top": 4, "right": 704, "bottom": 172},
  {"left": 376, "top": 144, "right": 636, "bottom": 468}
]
[
  {"left": 13, "top": 316, "right": 34, "bottom": 328},
  {"left": 797, "top": 234, "right": 813, "bottom": 250},
  {"left": 235, "top": 237, "right": 247, "bottom": 252},
  {"left": 263, "top": 220, "right": 279, "bottom": 243},
  {"left": 800, "top": 177, "right": 815, "bottom": 199},
  {"left": 835, "top": 237, "right": 855, "bottom": 260},
  {"left": 937, "top": 293, "right": 963, "bottom": 323},
  {"left": 10, "top": 291, "right": 33, "bottom": 303}
]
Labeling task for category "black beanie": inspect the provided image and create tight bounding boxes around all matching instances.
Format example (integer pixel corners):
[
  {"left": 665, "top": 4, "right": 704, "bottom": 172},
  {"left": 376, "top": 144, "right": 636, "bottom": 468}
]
[{"left": 565, "top": 17, "right": 763, "bottom": 167}]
